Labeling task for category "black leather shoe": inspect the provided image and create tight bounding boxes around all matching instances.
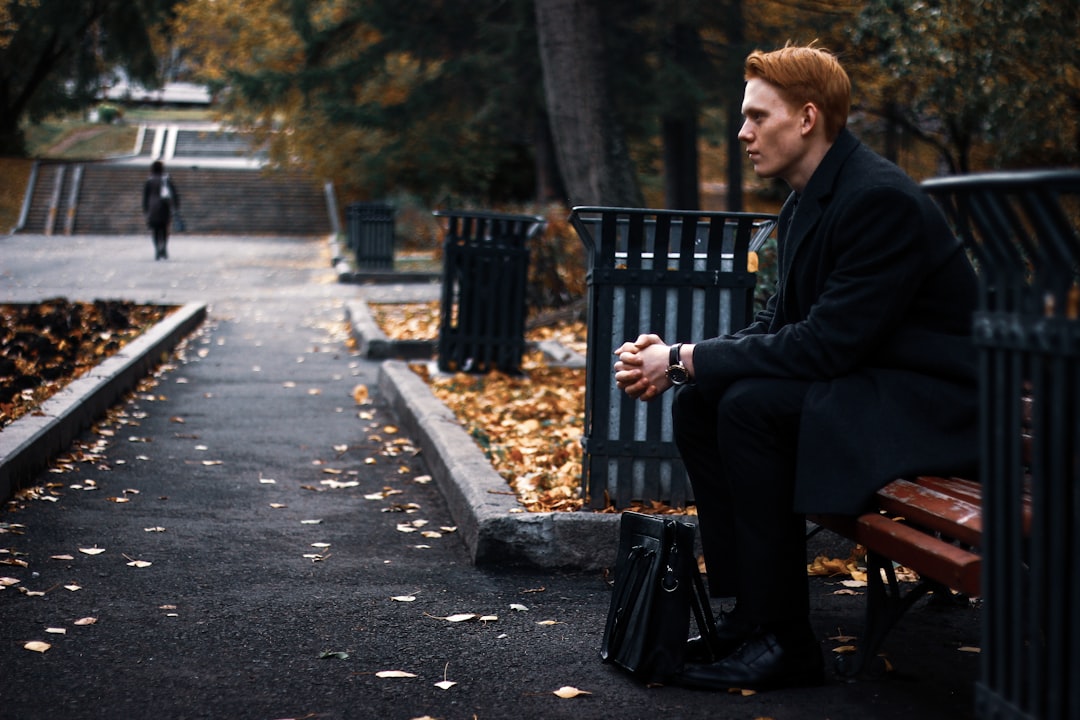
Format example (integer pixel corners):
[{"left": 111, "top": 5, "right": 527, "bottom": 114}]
[
  {"left": 678, "top": 629, "right": 825, "bottom": 691},
  {"left": 684, "top": 609, "right": 753, "bottom": 664}
]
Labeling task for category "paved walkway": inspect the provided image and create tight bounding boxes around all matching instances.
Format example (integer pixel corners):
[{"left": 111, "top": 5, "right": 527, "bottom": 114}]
[{"left": 1, "top": 233, "right": 980, "bottom": 719}]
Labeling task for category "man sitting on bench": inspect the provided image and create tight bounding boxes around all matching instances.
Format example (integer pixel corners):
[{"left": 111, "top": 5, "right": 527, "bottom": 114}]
[{"left": 613, "top": 43, "right": 979, "bottom": 691}]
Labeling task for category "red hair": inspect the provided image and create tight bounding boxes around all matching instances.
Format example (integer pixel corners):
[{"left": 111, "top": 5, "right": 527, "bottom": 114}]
[{"left": 744, "top": 43, "right": 851, "bottom": 141}]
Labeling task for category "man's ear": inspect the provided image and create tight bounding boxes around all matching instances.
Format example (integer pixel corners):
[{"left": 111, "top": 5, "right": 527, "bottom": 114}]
[{"left": 799, "top": 103, "right": 820, "bottom": 137}]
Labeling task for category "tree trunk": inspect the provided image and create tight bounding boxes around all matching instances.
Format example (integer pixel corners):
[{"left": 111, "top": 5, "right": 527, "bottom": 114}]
[
  {"left": 724, "top": 0, "right": 745, "bottom": 212},
  {"left": 662, "top": 115, "right": 699, "bottom": 209},
  {"left": 661, "top": 22, "right": 701, "bottom": 210},
  {"left": 534, "top": 109, "right": 567, "bottom": 204},
  {"left": 534, "top": 0, "right": 642, "bottom": 207}
]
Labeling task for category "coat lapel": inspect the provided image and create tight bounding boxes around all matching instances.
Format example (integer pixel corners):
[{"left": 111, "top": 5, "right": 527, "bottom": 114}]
[{"left": 780, "top": 129, "right": 861, "bottom": 276}]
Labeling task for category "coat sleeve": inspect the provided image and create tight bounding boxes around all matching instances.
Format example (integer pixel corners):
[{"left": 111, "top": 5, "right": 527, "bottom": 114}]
[{"left": 691, "top": 184, "right": 951, "bottom": 394}]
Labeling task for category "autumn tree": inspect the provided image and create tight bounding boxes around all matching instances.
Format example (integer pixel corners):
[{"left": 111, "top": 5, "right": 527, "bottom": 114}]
[
  {"left": 850, "top": 0, "right": 1080, "bottom": 172},
  {"left": 174, "top": 0, "right": 560, "bottom": 205},
  {"left": 0, "top": 0, "right": 175, "bottom": 155}
]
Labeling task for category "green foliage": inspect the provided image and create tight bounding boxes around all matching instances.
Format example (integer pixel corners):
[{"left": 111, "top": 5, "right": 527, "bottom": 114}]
[
  {"left": 0, "top": 0, "right": 175, "bottom": 155},
  {"left": 850, "top": 0, "right": 1080, "bottom": 171}
]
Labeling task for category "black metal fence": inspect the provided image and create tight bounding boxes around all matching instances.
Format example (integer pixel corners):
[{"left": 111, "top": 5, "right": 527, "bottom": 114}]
[
  {"left": 922, "top": 170, "right": 1080, "bottom": 720},
  {"left": 435, "top": 210, "right": 545, "bottom": 375},
  {"left": 347, "top": 202, "right": 395, "bottom": 270},
  {"left": 569, "top": 207, "right": 777, "bottom": 509}
]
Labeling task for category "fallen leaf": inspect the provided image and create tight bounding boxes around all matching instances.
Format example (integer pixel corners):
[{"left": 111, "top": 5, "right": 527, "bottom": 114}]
[
  {"left": 428, "top": 613, "right": 477, "bottom": 623},
  {"left": 73, "top": 617, "right": 97, "bottom": 625},
  {"left": 958, "top": 646, "right": 981, "bottom": 653},
  {"left": 553, "top": 686, "right": 591, "bottom": 698},
  {"left": 50, "top": 554, "right": 75, "bottom": 560},
  {"left": 144, "top": 526, "right": 166, "bottom": 533},
  {"left": 319, "top": 651, "right": 349, "bottom": 660},
  {"left": 833, "top": 645, "right": 858, "bottom": 654},
  {"left": 23, "top": 641, "right": 51, "bottom": 653},
  {"left": 434, "top": 680, "right": 457, "bottom": 690},
  {"left": 479, "top": 615, "right": 498, "bottom": 622},
  {"left": 45, "top": 627, "right": 66, "bottom": 635},
  {"left": 311, "top": 542, "right": 331, "bottom": 548},
  {"left": 269, "top": 503, "right": 288, "bottom": 509},
  {"left": 301, "top": 519, "right": 323, "bottom": 525},
  {"left": 375, "top": 670, "right": 417, "bottom": 678},
  {"left": 353, "top": 384, "right": 370, "bottom": 404},
  {"left": 510, "top": 604, "right": 529, "bottom": 612},
  {"left": 0, "top": 577, "right": 19, "bottom": 587},
  {"left": 536, "top": 620, "right": 563, "bottom": 626},
  {"left": 64, "top": 584, "right": 81, "bottom": 592},
  {"left": 79, "top": 547, "right": 106, "bottom": 555},
  {"left": 126, "top": 559, "right": 152, "bottom": 568},
  {"left": 391, "top": 595, "right": 417, "bottom": 602},
  {"left": 202, "top": 460, "right": 223, "bottom": 466}
]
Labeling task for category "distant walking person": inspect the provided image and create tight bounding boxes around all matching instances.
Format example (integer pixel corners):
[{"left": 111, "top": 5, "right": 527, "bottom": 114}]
[{"left": 143, "top": 161, "right": 180, "bottom": 260}]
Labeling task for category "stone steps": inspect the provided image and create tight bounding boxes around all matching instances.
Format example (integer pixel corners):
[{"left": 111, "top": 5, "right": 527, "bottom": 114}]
[{"left": 19, "top": 162, "right": 332, "bottom": 236}]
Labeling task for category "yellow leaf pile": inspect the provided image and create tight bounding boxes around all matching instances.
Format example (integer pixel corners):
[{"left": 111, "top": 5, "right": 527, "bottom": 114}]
[{"left": 421, "top": 355, "right": 585, "bottom": 512}]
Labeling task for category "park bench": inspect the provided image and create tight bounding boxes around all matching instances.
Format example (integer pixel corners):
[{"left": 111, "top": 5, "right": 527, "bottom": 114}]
[
  {"left": 808, "top": 403, "right": 1032, "bottom": 678},
  {"left": 573, "top": 171, "right": 1079, "bottom": 706}
]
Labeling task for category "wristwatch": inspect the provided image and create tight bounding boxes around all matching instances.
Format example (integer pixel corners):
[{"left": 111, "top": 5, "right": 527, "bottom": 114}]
[{"left": 665, "top": 343, "right": 690, "bottom": 386}]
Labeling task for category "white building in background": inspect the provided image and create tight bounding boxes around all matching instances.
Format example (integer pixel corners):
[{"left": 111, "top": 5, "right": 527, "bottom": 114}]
[{"left": 100, "top": 80, "right": 212, "bottom": 106}]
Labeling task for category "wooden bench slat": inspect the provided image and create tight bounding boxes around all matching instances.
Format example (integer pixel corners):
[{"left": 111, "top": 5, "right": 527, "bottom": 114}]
[
  {"left": 875, "top": 479, "right": 983, "bottom": 548},
  {"left": 912, "top": 476, "right": 982, "bottom": 505},
  {"left": 853, "top": 513, "right": 982, "bottom": 596}
]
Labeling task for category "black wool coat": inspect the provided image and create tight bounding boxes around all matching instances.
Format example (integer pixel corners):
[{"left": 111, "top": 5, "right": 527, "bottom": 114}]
[
  {"left": 691, "top": 129, "right": 979, "bottom": 515},
  {"left": 143, "top": 174, "right": 179, "bottom": 229}
]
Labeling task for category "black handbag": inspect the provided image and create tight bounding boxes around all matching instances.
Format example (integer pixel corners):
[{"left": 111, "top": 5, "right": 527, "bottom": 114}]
[{"left": 601, "top": 511, "right": 719, "bottom": 683}]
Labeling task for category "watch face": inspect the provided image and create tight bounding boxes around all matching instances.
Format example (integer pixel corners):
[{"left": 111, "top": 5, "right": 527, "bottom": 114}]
[{"left": 666, "top": 365, "right": 689, "bottom": 385}]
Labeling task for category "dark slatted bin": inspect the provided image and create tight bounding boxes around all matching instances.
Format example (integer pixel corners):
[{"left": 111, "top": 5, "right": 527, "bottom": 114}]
[
  {"left": 347, "top": 202, "right": 395, "bottom": 270},
  {"left": 435, "top": 210, "right": 545, "bottom": 375},
  {"left": 570, "top": 207, "right": 776, "bottom": 509}
]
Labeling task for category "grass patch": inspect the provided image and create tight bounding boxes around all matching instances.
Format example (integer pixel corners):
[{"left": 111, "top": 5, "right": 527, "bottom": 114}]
[
  {"left": 0, "top": 158, "right": 34, "bottom": 233},
  {"left": 24, "top": 121, "right": 138, "bottom": 159}
]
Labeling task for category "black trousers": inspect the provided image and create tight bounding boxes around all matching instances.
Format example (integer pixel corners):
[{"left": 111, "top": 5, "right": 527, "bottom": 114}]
[
  {"left": 673, "top": 377, "right": 813, "bottom": 627},
  {"left": 151, "top": 224, "right": 169, "bottom": 257}
]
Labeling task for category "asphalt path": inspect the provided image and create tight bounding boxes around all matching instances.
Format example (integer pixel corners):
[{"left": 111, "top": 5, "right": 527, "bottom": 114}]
[{"left": 0, "top": 233, "right": 980, "bottom": 719}]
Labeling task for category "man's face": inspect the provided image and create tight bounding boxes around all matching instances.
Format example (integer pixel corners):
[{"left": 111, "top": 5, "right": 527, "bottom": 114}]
[{"left": 738, "top": 78, "right": 807, "bottom": 187}]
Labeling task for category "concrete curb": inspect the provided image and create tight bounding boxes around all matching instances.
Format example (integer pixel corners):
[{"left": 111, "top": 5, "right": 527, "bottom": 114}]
[
  {"left": 377, "top": 359, "right": 621, "bottom": 570},
  {"left": 330, "top": 233, "right": 440, "bottom": 285},
  {"left": 344, "top": 300, "right": 437, "bottom": 361},
  {"left": 0, "top": 302, "right": 208, "bottom": 502},
  {"left": 345, "top": 299, "right": 587, "bottom": 370}
]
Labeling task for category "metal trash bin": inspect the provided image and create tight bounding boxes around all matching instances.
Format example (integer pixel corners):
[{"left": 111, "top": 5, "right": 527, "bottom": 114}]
[
  {"left": 435, "top": 210, "right": 545, "bottom": 374},
  {"left": 923, "top": 170, "right": 1080, "bottom": 720},
  {"left": 347, "top": 202, "right": 395, "bottom": 270},
  {"left": 569, "top": 207, "right": 776, "bottom": 509}
]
